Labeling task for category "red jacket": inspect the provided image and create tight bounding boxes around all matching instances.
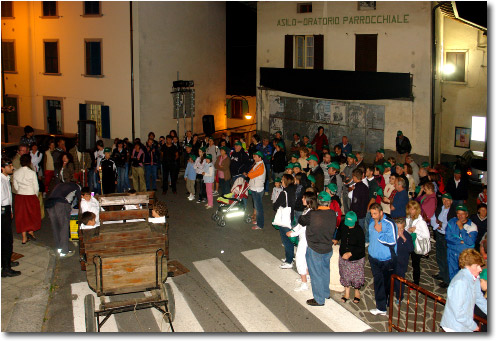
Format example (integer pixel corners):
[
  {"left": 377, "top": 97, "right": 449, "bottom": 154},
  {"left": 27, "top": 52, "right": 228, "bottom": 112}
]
[
  {"left": 330, "top": 200, "right": 342, "bottom": 228},
  {"left": 311, "top": 133, "right": 329, "bottom": 152}
]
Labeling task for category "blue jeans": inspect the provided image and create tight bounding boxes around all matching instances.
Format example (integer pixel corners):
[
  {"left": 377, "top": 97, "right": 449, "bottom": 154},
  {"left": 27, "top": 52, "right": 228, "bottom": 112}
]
[
  {"left": 144, "top": 164, "right": 158, "bottom": 190},
  {"left": 306, "top": 247, "right": 332, "bottom": 305},
  {"left": 279, "top": 226, "right": 294, "bottom": 264},
  {"left": 434, "top": 231, "right": 449, "bottom": 283},
  {"left": 364, "top": 211, "right": 371, "bottom": 243},
  {"left": 124, "top": 163, "right": 130, "bottom": 189},
  {"left": 251, "top": 190, "right": 264, "bottom": 228},
  {"left": 117, "top": 167, "right": 127, "bottom": 193},
  {"left": 264, "top": 163, "right": 271, "bottom": 193},
  {"left": 293, "top": 210, "right": 303, "bottom": 227}
]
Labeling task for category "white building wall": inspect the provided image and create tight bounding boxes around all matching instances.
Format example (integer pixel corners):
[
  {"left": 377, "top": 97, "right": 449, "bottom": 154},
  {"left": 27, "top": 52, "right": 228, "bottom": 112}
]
[
  {"left": 256, "top": 1, "right": 432, "bottom": 157},
  {"left": 439, "top": 18, "right": 487, "bottom": 157},
  {"left": 136, "top": 1, "right": 226, "bottom": 140},
  {"left": 1, "top": 1, "right": 132, "bottom": 140}
]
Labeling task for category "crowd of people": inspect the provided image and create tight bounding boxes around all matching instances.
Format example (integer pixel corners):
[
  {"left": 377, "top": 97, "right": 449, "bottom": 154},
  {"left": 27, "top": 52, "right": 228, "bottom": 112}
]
[{"left": 1, "top": 124, "right": 487, "bottom": 332}]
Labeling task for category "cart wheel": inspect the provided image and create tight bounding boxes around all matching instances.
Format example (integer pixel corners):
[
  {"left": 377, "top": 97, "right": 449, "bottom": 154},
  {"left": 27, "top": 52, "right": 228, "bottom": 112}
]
[
  {"left": 244, "top": 216, "right": 252, "bottom": 223},
  {"left": 84, "top": 294, "right": 97, "bottom": 332},
  {"left": 211, "top": 213, "right": 217, "bottom": 221},
  {"left": 219, "top": 220, "right": 226, "bottom": 227},
  {"left": 161, "top": 283, "right": 176, "bottom": 322},
  {"left": 215, "top": 214, "right": 221, "bottom": 222}
]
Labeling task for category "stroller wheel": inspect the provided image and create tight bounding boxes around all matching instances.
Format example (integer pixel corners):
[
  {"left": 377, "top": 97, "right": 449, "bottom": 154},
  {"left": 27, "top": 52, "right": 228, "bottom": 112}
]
[
  {"left": 215, "top": 214, "right": 221, "bottom": 222},
  {"left": 211, "top": 213, "right": 218, "bottom": 221},
  {"left": 244, "top": 216, "right": 252, "bottom": 224},
  {"left": 219, "top": 220, "right": 226, "bottom": 227}
]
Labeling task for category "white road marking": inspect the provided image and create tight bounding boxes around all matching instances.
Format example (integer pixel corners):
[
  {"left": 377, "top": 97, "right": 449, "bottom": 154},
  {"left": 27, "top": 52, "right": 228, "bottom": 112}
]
[
  {"left": 241, "top": 248, "right": 372, "bottom": 332},
  {"left": 193, "top": 257, "right": 290, "bottom": 332},
  {"left": 71, "top": 282, "right": 118, "bottom": 332},
  {"left": 144, "top": 279, "right": 204, "bottom": 332}
]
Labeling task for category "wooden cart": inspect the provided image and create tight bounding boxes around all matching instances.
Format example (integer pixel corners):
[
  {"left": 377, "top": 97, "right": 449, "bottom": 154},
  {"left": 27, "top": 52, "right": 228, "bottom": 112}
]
[{"left": 81, "top": 193, "right": 175, "bottom": 332}]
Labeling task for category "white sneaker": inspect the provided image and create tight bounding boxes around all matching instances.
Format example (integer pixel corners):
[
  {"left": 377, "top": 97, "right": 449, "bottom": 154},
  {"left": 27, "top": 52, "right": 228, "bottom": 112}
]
[
  {"left": 294, "top": 283, "right": 308, "bottom": 291},
  {"left": 59, "top": 250, "right": 75, "bottom": 258},
  {"left": 279, "top": 262, "right": 293, "bottom": 269},
  {"left": 369, "top": 308, "right": 387, "bottom": 316},
  {"left": 188, "top": 195, "right": 195, "bottom": 201}
]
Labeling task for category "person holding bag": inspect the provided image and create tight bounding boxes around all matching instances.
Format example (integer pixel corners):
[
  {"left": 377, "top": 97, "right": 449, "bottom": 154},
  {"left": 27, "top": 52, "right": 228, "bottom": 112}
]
[
  {"left": 405, "top": 200, "right": 431, "bottom": 286},
  {"left": 273, "top": 174, "right": 297, "bottom": 268}
]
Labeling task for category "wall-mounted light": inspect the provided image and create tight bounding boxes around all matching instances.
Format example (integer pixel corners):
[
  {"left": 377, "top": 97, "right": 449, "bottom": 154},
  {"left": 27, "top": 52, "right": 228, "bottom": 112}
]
[
  {"left": 443, "top": 63, "right": 456, "bottom": 75},
  {"left": 245, "top": 113, "right": 252, "bottom": 120}
]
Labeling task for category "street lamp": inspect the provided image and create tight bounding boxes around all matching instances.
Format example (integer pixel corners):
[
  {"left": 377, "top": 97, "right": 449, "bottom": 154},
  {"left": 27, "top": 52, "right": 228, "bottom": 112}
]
[{"left": 244, "top": 113, "right": 252, "bottom": 120}]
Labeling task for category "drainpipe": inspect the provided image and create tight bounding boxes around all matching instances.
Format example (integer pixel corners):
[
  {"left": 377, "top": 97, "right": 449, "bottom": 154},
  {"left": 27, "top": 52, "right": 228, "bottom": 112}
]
[
  {"left": 130, "top": 1, "right": 135, "bottom": 141},
  {"left": 431, "top": 2, "right": 446, "bottom": 166}
]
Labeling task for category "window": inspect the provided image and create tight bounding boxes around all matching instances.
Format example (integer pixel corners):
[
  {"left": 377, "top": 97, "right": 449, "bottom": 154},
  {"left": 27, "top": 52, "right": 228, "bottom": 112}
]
[
  {"left": 83, "top": 1, "right": 101, "bottom": 16},
  {"left": 471, "top": 116, "right": 486, "bottom": 142},
  {"left": 85, "top": 40, "right": 102, "bottom": 76},
  {"left": 443, "top": 51, "right": 467, "bottom": 83},
  {"left": 45, "top": 98, "right": 63, "bottom": 134},
  {"left": 285, "top": 35, "right": 323, "bottom": 70},
  {"left": 79, "top": 102, "right": 110, "bottom": 138},
  {"left": 355, "top": 34, "right": 377, "bottom": 72},
  {"left": 227, "top": 98, "right": 248, "bottom": 119},
  {"left": 42, "top": 1, "right": 58, "bottom": 17},
  {"left": 2, "top": 96, "right": 18, "bottom": 126},
  {"left": 2, "top": 41, "right": 16, "bottom": 72},
  {"left": 358, "top": 1, "right": 376, "bottom": 11},
  {"left": 44, "top": 40, "right": 59, "bottom": 74},
  {"left": 1, "top": 1, "right": 13, "bottom": 18},
  {"left": 297, "top": 3, "right": 312, "bottom": 13},
  {"left": 295, "top": 35, "right": 314, "bottom": 69}
]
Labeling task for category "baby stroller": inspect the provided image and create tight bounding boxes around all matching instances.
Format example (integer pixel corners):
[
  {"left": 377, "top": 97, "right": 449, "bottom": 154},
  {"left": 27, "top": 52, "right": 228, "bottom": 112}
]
[{"left": 211, "top": 176, "right": 252, "bottom": 227}]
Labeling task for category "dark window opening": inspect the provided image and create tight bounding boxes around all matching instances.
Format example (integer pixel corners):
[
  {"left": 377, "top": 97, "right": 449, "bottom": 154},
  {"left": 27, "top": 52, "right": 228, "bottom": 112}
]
[
  {"left": 297, "top": 3, "right": 312, "bottom": 13},
  {"left": 1, "top": 1, "right": 13, "bottom": 17},
  {"left": 44, "top": 41, "right": 59, "bottom": 74},
  {"left": 42, "top": 1, "right": 58, "bottom": 17},
  {"left": 85, "top": 41, "right": 102, "bottom": 76},
  {"left": 355, "top": 34, "right": 377, "bottom": 72},
  {"left": 46, "top": 99, "right": 62, "bottom": 134},
  {"left": 231, "top": 99, "right": 243, "bottom": 119},
  {"left": 2, "top": 41, "right": 16, "bottom": 72},
  {"left": 84, "top": 1, "right": 101, "bottom": 15},
  {"left": 3, "top": 96, "right": 18, "bottom": 126}
]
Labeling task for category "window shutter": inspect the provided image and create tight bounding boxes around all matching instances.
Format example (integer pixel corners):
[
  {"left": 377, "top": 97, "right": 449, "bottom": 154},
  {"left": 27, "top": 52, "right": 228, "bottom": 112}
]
[
  {"left": 101, "top": 105, "right": 110, "bottom": 138},
  {"left": 226, "top": 99, "right": 232, "bottom": 119},
  {"left": 284, "top": 35, "right": 293, "bottom": 69},
  {"left": 242, "top": 100, "right": 249, "bottom": 114},
  {"left": 79, "top": 104, "right": 87, "bottom": 120},
  {"left": 314, "top": 35, "right": 324, "bottom": 70}
]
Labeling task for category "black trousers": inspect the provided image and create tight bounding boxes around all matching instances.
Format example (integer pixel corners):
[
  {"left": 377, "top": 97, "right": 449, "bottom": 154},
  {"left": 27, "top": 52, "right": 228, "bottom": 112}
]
[
  {"left": 162, "top": 163, "right": 178, "bottom": 192},
  {"left": 1, "top": 206, "right": 13, "bottom": 269},
  {"left": 47, "top": 202, "right": 72, "bottom": 254},
  {"left": 195, "top": 174, "right": 206, "bottom": 200},
  {"left": 411, "top": 252, "right": 422, "bottom": 285},
  {"left": 369, "top": 256, "right": 395, "bottom": 312}
]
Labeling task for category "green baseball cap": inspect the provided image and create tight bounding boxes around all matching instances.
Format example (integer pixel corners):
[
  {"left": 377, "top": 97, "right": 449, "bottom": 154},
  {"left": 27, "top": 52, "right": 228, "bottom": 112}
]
[
  {"left": 291, "top": 153, "right": 299, "bottom": 159},
  {"left": 205, "top": 154, "right": 213, "bottom": 160},
  {"left": 253, "top": 151, "right": 263, "bottom": 158},
  {"left": 442, "top": 193, "right": 453, "bottom": 200},
  {"left": 415, "top": 185, "right": 421, "bottom": 194},
  {"left": 303, "top": 135, "right": 309, "bottom": 139},
  {"left": 397, "top": 130, "right": 403, "bottom": 136},
  {"left": 327, "top": 183, "right": 337, "bottom": 193},
  {"left": 185, "top": 143, "right": 193, "bottom": 148},
  {"left": 347, "top": 153, "right": 357, "bottom": 160},
  {"left": 330, "top": 152, "right": 337, "bottom": 157},
  {"left": 293, "top": 162, "right": 301, "bottom": 169},
  {"left": 376, "top": 165, "right": 384, "bottom": 174},
  {"left": 104, "top": 147, "right": 112, "bottom": 153},
  {"left": 317, "top": 191, "right": 331, "bottom": 202},
  {"left": 396, "top": 163, "right": 404, "bottom": 168},
  {"left": 234, "top": 141, "right": 243, "bottom": 147},
  {"left": 285, "top": 163, "right": 294, "bottom": 169},
  {"left": 328, "top": 161, "right": 340, "bottom": 170},
  {"left": 221, "top": 146, "right": 230, "bottom": 153},
  {"left": 344, "top": 211, "right": 357, "bottom": 227},
  {"left": 376, "top": 148, "right": 385, "bottom": 154},
  {"left": 383, "top": 161, "right": 392, "bottom": 168},
  {"left": 480, "top": 268, "right": 487, "bottom": 281},
  {"left": 376, "top": 188, "right": 384, "bottom": 197},
  {"left": 274, "top": 177, "right": 282, "bottom": 183},
  {"left": 306, "top": 143, "right": 313, "bottom": 149},
  {"left": 189, "top": 154, "right": 197, "bottom": 161},
  {"left": 322, "top": 145, "right": 329, "bottom": 150},
  {"left": 421, "top": 162, "right": 430, "bottom": 168},
  {"left": 294, "top": 133, "right": 300, "bottom": 137},
  {"left": 454, "top": 169, "right": 461, "bottom": 174},
  {"left": 307, "top": 154, "right": 319, "bottom": 163},
  {"left": 200, "top": 146, "right": 207, "bottom": 152},
  {"left": 307, "top": 174, "right": 316, "bottom": 183},
  {"left": 275, "top": 130, "right": 282, "bottom": 135},
  {"left": 455, "top": 204, "right": 468, "bottom": 212},
  {"left": 277, "top": 141, "right": 285, "bottom": 148}
]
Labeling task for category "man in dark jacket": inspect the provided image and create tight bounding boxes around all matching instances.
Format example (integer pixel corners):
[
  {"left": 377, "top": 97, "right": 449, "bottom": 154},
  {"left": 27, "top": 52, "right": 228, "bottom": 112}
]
[
  {"left": 307, "top": 154, "right": 324, "bottom": 192},
  {"left": 112, "top": 140, "right": 128, "bottom": 193},
  {"left": 229, "top": 141, "right": 251, "bottom": 186},
  {"left": 299, "top": 191, "right": 337, "bottom": 306},
  {"left": 161, "top": 135, "right": 179, "bottom": 194},
  {"left": 350, "top": 168, "right": 369, "bottom": 242},
  {"left": 445, "top": 169, "right": 469, "bottom": 207},
  {"left": 395, "top": 130, "right": 412, "bottom": 164}
]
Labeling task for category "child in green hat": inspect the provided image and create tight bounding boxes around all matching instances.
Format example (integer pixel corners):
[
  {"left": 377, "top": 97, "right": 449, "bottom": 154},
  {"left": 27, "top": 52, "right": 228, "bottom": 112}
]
[{"left": 271, "top": 177, "right": 283, "bottom": 203}]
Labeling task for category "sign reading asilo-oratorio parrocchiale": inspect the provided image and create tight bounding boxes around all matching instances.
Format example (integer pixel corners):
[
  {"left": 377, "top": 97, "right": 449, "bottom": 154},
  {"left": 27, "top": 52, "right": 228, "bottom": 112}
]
[{"left": 277, "top": 14, "right": 410, "bottom": 26}]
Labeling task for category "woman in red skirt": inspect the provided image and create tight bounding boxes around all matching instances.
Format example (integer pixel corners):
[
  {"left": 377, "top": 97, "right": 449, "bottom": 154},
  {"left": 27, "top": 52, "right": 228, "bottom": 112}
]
[{"left": 13, "top": 154, "right": 41, "bottom": 244}]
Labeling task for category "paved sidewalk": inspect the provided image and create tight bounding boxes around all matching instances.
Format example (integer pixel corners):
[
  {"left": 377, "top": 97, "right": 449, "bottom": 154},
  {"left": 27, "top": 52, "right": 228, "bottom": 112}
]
[{"left": 1, "top": 237, "right": 56, "bottom": 332}]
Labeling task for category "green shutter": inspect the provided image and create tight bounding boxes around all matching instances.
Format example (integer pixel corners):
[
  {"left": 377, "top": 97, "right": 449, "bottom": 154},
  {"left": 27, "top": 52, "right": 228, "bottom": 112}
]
[
  {"left": 226, "top": 99, "right": 232, "bottom": 119},
  {"left": 242, "top": 100, "right": 249, "bottom": 114}
]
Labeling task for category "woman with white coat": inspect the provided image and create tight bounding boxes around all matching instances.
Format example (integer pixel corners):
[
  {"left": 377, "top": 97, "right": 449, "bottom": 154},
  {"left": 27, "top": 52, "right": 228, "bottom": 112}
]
[
  {"left": 13, "top": 154, "right": 41, "bottom": 244},
  {"left": 405, "top": 200, "right": 431, "bottom": 285}
]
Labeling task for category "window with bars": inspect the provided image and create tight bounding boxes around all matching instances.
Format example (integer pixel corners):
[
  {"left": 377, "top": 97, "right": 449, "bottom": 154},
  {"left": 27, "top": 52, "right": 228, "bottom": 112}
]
[
  {"left": 85, "top": 40, "right": 102, "bottom": 76},
  {"left": 3, "top": 96, "right": 18, "bottom": 126},
  {"left": 44, "top": 41, "right": 59, "bottom": 74},
  {"left": 42, "top": 1, "right": 58, "bottom": 17},
  {"left": 83, "top": 1, "right": 101, "bottom": 16},
  {"left": 2, "top": 41, "right": 16, "bottom": 72},
  {"left": 1, "top": 1, "right": 13, "bottom": 17}
]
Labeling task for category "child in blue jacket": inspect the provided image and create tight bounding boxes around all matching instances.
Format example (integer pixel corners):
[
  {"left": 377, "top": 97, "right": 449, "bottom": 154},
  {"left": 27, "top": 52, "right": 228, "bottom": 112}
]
[{"left": 184, "top": 154, "right": 197, "bottom": 201}]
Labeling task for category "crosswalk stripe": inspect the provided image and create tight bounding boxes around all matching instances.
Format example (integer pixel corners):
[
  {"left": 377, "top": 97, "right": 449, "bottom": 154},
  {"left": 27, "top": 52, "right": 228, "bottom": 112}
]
[
  {"left": 144, "top": 280, "right": 204, "bottom": 332},
  {"left": 193, "top": 257, "right": 290, "bottom": 332},
  {"left": 71, "top": 282, "right": 119, "bottom": 332},
  {"left": 241, "top": 248, "right": 371, "bottom": 332}
]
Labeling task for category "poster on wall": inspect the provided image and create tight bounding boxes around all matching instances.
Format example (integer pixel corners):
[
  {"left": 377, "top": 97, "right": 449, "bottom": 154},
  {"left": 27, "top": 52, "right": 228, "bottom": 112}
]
[
  {"left": 330, "top": 102, "right": 347, "bottom": 125},
  {"left": 347, "top": 104, "right": 366, "bottom": 128},
  {"left": 454, "top": 127, "right": 471, "bottom": 148},
  {"left": 314, "top": 100, "right": 331, "bottom": 122},
  {"left": 269, "top": 117, "right": 284, "bottom": 137},
  {"left": 269, "top": 96, "right": 284, "bottom": 116}
]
